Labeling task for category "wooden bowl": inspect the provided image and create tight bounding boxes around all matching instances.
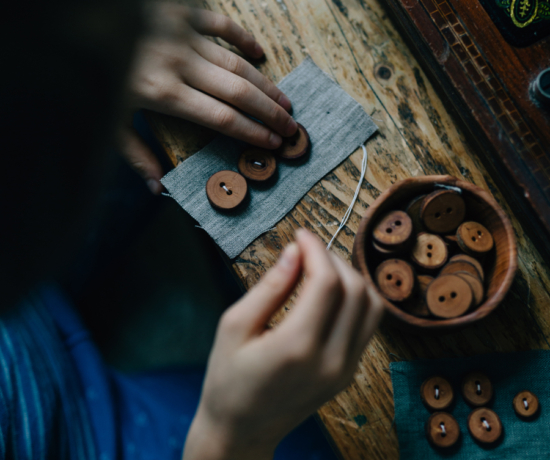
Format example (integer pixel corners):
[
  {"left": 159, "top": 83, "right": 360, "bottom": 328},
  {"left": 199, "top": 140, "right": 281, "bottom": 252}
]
[{"left": 352, "top": 175, "right": 517, "bottom": 332}]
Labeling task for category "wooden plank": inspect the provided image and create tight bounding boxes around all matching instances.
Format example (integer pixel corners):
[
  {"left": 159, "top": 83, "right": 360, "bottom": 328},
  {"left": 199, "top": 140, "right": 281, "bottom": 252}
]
[
  {"left": 146, "top": 0, "right": 550, "bottom": 458},
  {"left": 381, "top": 0, "right": 550, "bottom": 250}
]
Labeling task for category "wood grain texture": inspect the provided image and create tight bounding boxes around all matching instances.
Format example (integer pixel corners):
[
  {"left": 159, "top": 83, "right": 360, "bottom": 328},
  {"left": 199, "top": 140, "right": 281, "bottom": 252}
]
[
  {"left": 382, "top": 0, "right": 550, "bottom": 249},
  {"left": 146, "top": 0, "right": 550, "bottom": 457}
]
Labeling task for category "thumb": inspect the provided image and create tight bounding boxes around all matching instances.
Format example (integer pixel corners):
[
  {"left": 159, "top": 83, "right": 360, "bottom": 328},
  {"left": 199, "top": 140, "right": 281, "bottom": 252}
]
[
  {"left": 233, "top": 242, "right": 302, "bottom": 336},
  {"left": 119, "top": 127, "right": 164, "bottom": 195}
]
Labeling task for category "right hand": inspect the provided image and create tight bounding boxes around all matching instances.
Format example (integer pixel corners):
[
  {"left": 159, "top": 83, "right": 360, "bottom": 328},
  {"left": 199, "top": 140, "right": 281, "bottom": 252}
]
[{"left": 183, "top": 229, "right": 384, "bottom": 460}]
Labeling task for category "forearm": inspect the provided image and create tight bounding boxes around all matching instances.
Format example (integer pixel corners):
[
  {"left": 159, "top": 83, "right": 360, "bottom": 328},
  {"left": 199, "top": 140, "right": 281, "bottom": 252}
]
[{"left": 183, "top": 410, "right": 274, "bottom": 460}]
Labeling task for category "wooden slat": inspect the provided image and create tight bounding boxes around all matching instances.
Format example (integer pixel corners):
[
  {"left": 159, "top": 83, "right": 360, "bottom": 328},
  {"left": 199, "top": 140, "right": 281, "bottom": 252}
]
[{"left": 146, "top": 0, "right": 550, "bottom": 458}]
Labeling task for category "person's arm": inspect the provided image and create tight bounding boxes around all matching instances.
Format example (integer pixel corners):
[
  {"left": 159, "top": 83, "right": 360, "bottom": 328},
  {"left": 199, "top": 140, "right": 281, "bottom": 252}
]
[
  {"left": 183, "top": 229, "right": 384, "bottom": 460},
  {"left": 121, "top": 4, "right": 296, "bottom": 194}
]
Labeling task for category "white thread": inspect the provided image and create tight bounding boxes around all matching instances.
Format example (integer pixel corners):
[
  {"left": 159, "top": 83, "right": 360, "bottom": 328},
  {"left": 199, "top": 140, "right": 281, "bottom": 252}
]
[
  {"left": 253, "top": 161, "right": 264, "bottom": 167},
  {"left": 435, "top": 387, "right": 440, "bottom": 400},
  {"left": 161, "top": 192, "right": 172, "bottom": 198},
  {"left": 482, "top": 419, "right": 490, "bottom": 430},
  {"left": 440, "top": 423, "right": 446, "bottom": 436},
  {"left": 194, "top": 225, "right": 205, "bottom": 230},
  {"left": 327, "top": 144, "right": 368, "bottom": 250},
  {"left": 222, "top": 185, "right": 230, "bottom": 193},
  {"left": 476, "top": 383, "right": 482, "bottom": 394},
  {"left": 435, "top": 183, "right": 462, "bottom": 194},
  {"left": 524, "top": 398, "right": 529, "bottom": 410}
]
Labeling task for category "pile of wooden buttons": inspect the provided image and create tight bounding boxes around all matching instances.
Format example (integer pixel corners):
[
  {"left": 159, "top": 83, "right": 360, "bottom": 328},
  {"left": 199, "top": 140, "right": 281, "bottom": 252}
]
[
  {"left": 371, "top": 189, "right": 494, "bottom": 319},
  {"left": 422, "top": 373, "right": 540, "bottom": 448},
  {"left": 206, "top": 124, "right": 310, "bottom": 210}
]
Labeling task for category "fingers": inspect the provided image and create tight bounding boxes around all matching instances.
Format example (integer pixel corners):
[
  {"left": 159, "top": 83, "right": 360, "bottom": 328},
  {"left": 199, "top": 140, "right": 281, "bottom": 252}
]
[
  {"left": 192, "top": 38, "right": 292, "bottom": 112},
  {"left": 185, "top": 8, "right": 264, "bottom": 59},
  {"left": 151, "top": 82, "right": 285, "bottom": 149},
  {"left": 230, "top": 243, "right": 302, "bottom": 337},
  {"left": 119, "top": 127, "right": 164, "bottom": 194},
  {"left": 288, "top": 229, "right": 344, "bottom": 342},
  {"left": 323, "top": 252, "right": 370, "bottom": 359},
  {"left": 356, "top": 288, "right": 384, "bottom": 354},
  {"left": 182, "top": 57, "right": 297, "bottom": 139}
]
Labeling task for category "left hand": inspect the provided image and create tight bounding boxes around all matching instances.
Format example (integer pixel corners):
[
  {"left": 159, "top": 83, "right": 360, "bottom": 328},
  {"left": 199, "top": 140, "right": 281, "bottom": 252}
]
[{"left": 121, "top": 4, "right": 297, "bottom": 194}]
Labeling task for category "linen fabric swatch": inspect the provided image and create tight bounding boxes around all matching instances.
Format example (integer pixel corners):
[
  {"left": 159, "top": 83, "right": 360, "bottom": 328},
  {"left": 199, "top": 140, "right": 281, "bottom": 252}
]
[
  {"left": 161, "top": 57, "right": 378, "bottom": 258},
  {"left": 391, "top": 350, "right": 550, "bottom": 459}
]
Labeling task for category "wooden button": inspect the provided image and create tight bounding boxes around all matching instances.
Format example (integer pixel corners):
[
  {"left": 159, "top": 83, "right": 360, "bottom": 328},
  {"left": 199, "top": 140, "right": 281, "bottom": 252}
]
[
  {"left": 405, "top": 275, "right": 433, "bottom": 317},
  {"left": 426, "top": 274, "right": 473, "bottom": 318},
  {"left": 421, "top": 376, "right": 454, "bottom": 410},
  {"left": 467, "top": 408, "right": 502, "bottom": 444},
  {"left": 372, "top": 211, "right": 413, "bottom": 248},
  {"left": 206, "top": 171, "right": 248, "bottom": 210},
  {"left": 454, "top": 271, "right": 484, "bottom": 307},
  {"left": 425, "top": 412, "right": 460, "bottom": 448},
  {"left": 462, "top": 372, "right": 493, "bottom": 406},
  {"left": 406, "top": 194, "right": 426, "bottom": 233},
  {"left": 373, "top": 241, "right": 399, "bottom": 256},
  {"left": 456, "top": 222, "right": 494, "bottom": 255},
  {"left": 238, "top": 149, "right": 277, "bottom": 181},
  {"left": 278, "top": 123, "right": 310, "bottom": 159},
  {"left": 411, "top": 233, "right": 448, "bottom": 270},
  {"left": 421, "top": 190, "right": 466, "bottom": 234},
  {"left": 374, "top": 259, "right": 415, "bottom": 302},
  {"left": 440, "top": 260, "right": 482, "bottom": 280},
  {"left": 513, "top": 390, "right": 539, "bottom": 418},
  {"left": 449, "top": 254, "right": 485, "bottom": 281}
]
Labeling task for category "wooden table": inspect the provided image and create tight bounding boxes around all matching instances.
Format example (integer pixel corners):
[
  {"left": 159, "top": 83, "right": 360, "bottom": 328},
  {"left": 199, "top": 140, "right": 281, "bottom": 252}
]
[{"left": 147, "top": 0, "right": 550, "bottom": 457}]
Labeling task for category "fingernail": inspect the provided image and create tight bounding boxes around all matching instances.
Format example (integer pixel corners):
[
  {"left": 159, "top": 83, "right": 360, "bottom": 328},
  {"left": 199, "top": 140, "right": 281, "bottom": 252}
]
[
  {"left": 278, "top": 94, "right": 292, "bottom": 112},
  {"left": 278, "top": 243, "right": 299, "bottom": 270},
  {"left": 286, "top": 117, "right": 298, "bottom": 136},
  {"left": 254, "top": 42, "right": 264, "bottom": 57},
  {"left": 268, "top": 132, "right": 282, "bottom": 148},
  {"left": 147, "top": 179, "right": 162, "bottom": 195}
]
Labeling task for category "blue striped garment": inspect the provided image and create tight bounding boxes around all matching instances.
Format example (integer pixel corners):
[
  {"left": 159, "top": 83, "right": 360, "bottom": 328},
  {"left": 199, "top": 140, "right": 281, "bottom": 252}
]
[
  {"left": 0, "top": 292, "right": 97, "bottom": 460},
  {"left": 0, "top": 285, "right": 337, "bottom": 460}
]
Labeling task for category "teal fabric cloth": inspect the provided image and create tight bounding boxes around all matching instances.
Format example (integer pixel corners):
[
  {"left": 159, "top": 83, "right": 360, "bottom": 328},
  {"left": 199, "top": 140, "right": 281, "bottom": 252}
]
[{"left": 390, "top": 350, "right": 550, "bottom": 459}]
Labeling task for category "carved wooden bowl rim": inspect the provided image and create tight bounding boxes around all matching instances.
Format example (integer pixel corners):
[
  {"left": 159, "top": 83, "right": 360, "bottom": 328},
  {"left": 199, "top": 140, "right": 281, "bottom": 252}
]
[{"left": 352, "top": 175, "right": 517, "bottom": 331}]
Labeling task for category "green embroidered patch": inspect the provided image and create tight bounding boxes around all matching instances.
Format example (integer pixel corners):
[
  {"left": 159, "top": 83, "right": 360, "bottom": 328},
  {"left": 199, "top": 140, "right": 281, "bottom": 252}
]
[{"left": 479, "top": 0, "right": 550, "bottom": 46}]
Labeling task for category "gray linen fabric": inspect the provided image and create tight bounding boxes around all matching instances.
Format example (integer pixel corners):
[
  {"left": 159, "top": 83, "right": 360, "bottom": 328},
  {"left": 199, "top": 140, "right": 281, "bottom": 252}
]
[{"left": 161, "top": 57, "right": 378, "bottom": 258}]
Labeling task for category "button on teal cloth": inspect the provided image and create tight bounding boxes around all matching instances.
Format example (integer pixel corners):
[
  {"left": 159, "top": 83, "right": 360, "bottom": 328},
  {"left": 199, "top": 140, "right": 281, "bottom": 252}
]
[
  {"left": 390, "top": 350, "right": 550, "bottom": 459},
  {"left": 161, "top": 57, "right": 377, "bottom": 258}
]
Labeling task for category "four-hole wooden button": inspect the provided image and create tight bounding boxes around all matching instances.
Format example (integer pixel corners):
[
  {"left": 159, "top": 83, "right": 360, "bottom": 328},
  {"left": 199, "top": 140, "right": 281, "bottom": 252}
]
[
  {"left": 462, "top": 372, "right": 493, "bottom": 406},
  {"left": 374, "top": 259, "right": 415, "bottom": 302},
  {"left": 421, "top": 190, "right": 466, "bottom": 234},
  {"left": 513, "top": 390, "right": 539, "bottom": 419},
  {"left": 457, "top": 221, "right": 494, "bottom": 255},
  {"left": 238, "top": 149, "right": 277, "bottom": 181},
  {"left": 421, "top": 376, "right": 454, "bottom": 410},
  {"left": 206, "top": 170, "right": 248, "bottom": 210},
  {"left": 278, "top": 123, "right": 310, "bottom": 159},
  {"left": 411, "top": 233, "right": 448, "bottom": 270},
  {"left": 426, "top": 412, "right": 460, "bottom": 448},
  {"left": 467, "top": 408, "right": 502, "bottom": 444},
  {"left": 372, "top": 211, "right": 413, "bottom": 249},
  {"left": 426, "top": 274, "right": 473, "bottom": 318}
]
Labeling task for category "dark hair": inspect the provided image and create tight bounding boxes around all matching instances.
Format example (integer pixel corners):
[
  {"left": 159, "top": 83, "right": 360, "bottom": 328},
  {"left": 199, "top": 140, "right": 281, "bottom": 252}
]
[{"left": 0, "top": 0, "right": 142, "bottom": 308}]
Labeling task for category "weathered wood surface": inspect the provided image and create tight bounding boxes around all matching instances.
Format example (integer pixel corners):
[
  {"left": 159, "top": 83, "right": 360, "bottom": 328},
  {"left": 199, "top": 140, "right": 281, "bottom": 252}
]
[{"left": 146, "top": 0, "right": 550, "bottom": 458}]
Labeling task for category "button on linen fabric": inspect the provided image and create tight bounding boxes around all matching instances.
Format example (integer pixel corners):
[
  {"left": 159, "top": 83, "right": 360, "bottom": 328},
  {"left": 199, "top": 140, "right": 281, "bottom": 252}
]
[
  {"left": 161, "top": 57, "right": 378, "bottom": 258},
  {"left": 391, "top": 350, "right": 550, "bottom": 459}
]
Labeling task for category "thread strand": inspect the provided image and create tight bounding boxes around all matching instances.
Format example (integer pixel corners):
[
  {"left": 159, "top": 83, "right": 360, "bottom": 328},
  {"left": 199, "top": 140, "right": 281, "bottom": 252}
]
[{"left": 327, "top": 144, "right": 368, "bottom": 250}]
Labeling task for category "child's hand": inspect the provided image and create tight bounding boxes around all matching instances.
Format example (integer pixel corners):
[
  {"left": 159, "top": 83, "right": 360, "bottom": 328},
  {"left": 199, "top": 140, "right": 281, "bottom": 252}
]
[
  {"left": 121, "top": 4, "right": 296, "bottom": 194},
  {"left": 183, "top": 229, "right": 384, "bottom": 460}
]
